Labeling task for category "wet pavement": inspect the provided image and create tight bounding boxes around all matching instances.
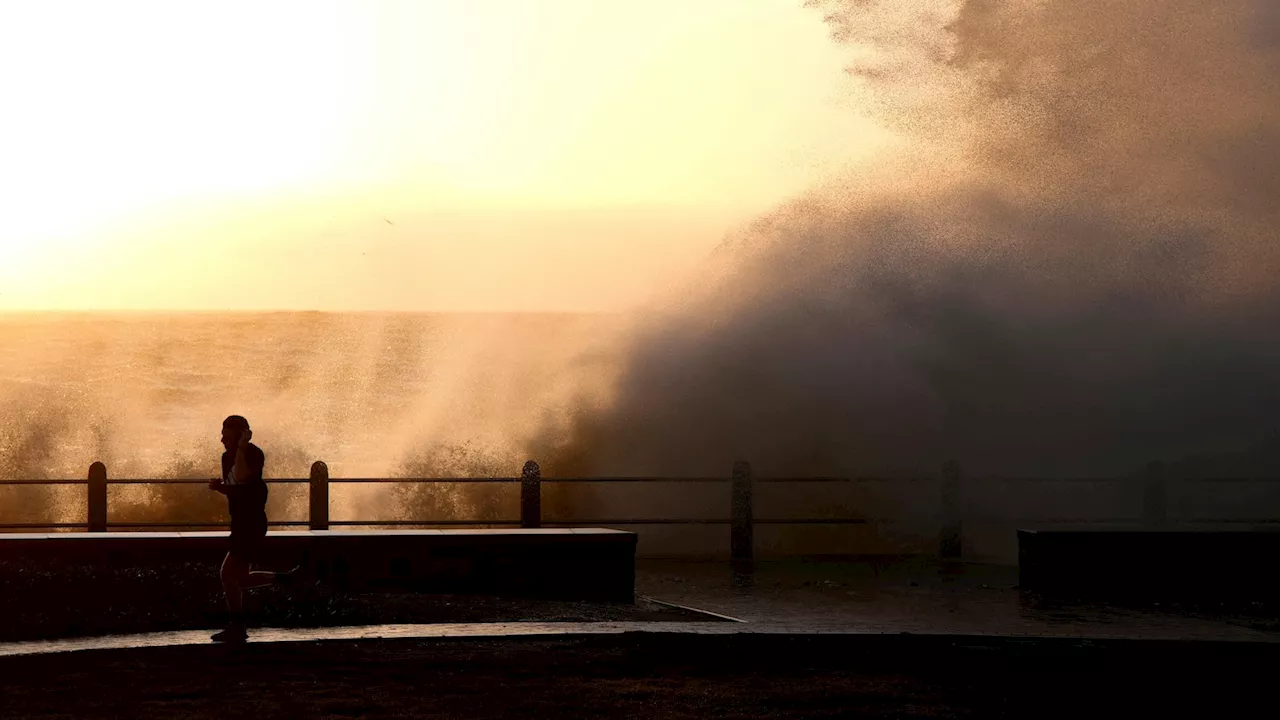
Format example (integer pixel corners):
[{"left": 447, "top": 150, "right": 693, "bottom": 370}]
[
  {"left": 634, "top": 559, "right": 1279, "bottom": 642},
  {"left": 1, "top": 558, "right": 1274, "bottom": 657},
  {"left": 0, "top": 622, "right": 754, "bottom": 658}
]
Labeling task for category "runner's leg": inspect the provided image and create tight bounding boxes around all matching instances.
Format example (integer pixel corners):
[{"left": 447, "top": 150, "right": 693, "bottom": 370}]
[
  {"left": 242, "top": 571, "right": 277, "bottom": 588},
  {"left": 220, "top": 551, "right": 247, "bottom": 615}
]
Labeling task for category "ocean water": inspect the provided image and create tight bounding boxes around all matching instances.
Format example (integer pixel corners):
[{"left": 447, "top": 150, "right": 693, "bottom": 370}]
[{"left": 0, "top": 312, "right": 624, "bottom": 528}]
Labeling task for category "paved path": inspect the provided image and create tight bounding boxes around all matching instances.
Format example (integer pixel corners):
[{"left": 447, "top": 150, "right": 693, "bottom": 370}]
[
  {"left": 0, "top": 622, "right": 759, "bottom": 658},
  {"left": 2, "top": 559, "right": 1274, "bottom": 657},
  {"left": 4, "top": 615, "right": 1272, "bottom": 659},
  {"left": 633, "top": 559, "right": 1278, "bottom": 643}
]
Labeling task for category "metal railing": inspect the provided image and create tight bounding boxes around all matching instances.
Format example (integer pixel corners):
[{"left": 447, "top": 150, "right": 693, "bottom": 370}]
[
  {"left": 0, "top": 460, "right": 877, "bottom": 561},
  {"left": 4, "top": 460, "right": 1278, "bottom": 561}
]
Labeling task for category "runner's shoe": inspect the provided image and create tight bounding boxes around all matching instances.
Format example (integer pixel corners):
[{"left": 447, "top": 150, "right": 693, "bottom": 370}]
[{"left": 211, "top": 625, "right": 248, "bottom": 643}]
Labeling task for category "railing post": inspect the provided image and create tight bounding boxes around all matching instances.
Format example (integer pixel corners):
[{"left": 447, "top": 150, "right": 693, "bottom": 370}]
[
  {"left": 521, "top": 461, "right": 541, "bottom": 528},
  {"left": 1143, "top": 460, "right": 1167, "bottom": 528},
  {"left": 309, "top": 461, "right": 329, "bottom": 531},
  {"left": 88, "top": 462, "right": 107, "bottom": 532},
  {"left": 731, "top": 461, "right": 753, "bottom": 566},
  {"left": 939, "top": 460, "right": 962, "bottom": 560}
]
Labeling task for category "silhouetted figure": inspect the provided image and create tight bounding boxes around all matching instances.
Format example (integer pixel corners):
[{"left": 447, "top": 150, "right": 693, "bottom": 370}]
[{"left": 208, "top": 415, "right": 295, "bottom": 642}]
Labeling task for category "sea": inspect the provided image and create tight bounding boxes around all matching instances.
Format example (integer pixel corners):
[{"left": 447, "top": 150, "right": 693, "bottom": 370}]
[{"left": 0, "top": 312, "right": 626, "bottom": 529}]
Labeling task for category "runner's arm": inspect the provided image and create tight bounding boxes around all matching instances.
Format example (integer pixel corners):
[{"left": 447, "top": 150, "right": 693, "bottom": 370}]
[{"left": 232, "top": 444, "right": 264, "bottom": 486}]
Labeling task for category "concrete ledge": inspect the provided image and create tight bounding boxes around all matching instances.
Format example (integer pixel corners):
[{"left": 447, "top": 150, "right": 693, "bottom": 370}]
[
  {"left": 0, "top": 529, "right": 638, "bottom": 602},
  {"left": 4, "top": 621, "right": 1280, "bottom": 659},
  {"left": 1019, "top": 529, "right": 1280, "bottom": 601}
]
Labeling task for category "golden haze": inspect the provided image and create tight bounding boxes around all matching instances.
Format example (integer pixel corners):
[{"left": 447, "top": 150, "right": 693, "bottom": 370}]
[{"left": 0, "top": 0, "right": 892, "bottom": 312}]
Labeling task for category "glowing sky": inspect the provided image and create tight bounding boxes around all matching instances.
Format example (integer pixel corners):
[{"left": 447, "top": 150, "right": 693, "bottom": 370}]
[{"left": 0, "top": 0, "right": 891, "bottom": 311}]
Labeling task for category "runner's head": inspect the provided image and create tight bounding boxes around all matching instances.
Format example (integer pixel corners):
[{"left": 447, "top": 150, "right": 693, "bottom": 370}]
[{"left": 221, "top": 415, "right": 251, "bottom": 451}]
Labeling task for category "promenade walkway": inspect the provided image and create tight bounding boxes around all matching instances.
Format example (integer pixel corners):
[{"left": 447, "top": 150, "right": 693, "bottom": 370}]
[
  {"left": 2, "top": 559, "right": 1274, "bottom": 657},
  {"left": 634, "top": 559, "right": 1278, "bottom": 641}
]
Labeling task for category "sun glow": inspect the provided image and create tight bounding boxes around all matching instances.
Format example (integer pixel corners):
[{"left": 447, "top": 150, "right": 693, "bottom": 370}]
[
  {"left": 0, "top": 1, "right": 888, "bottom": 311},
  {"left": 1, "top": 2, "right": 365, "bottom": 239}
]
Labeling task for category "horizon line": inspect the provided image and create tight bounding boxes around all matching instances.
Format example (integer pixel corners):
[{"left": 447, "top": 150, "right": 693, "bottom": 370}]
[{"left": 0, "top": 308, "right": 626, "bottom": 316}]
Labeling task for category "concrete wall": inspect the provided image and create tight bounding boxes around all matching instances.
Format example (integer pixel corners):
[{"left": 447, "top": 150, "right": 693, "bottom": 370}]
[
  {"left": 7, "top": 470, "right": 1280, "bottom": 565},
  {"left": 539, "top": 475, "right": 1280, "bottom": 565}
]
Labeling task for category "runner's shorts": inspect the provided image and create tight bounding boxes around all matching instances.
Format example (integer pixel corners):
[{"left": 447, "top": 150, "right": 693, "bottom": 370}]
[{"left": 228, "top": 522, "right": 267, "bottom": 563}]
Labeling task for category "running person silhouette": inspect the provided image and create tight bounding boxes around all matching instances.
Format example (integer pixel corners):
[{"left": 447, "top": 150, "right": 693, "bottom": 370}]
[{"left": 208, "top": 415, "right": 295, "bottom": 642}]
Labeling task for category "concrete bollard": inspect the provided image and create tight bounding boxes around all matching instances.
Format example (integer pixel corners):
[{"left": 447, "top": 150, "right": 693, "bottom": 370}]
[
  {"left": 939, "top": 460, "right": 962, "bottom": 559},
  {"left": 521, "top": 461, "right": 541, "bottom": 528},
  {"left": 1143, "top": 460, "right": 1168, "bottom": 528},
  {"left": 309, "top": 461, "right": 330, "bottom": 531},
  {"left": 88, "top": 462, "right": 107, "bottom": 532},
  {"left": 731, "top": 461, "right": 753, "bottom": 565}
]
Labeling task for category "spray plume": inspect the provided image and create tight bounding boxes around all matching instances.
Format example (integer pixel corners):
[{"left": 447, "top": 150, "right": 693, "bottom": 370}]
[
  {"left": 533, "top": 0, "right": 1280, "bottom": 479},
  {"left": 2, "top": 1, "right": 1278, "bottom": 533}
]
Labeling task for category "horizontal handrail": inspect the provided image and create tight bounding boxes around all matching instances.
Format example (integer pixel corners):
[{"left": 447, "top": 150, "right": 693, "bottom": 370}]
[
  {"left": 329, "top": 477, "right": 517, "bottom": 483},
  {"left": 0, "top": 518, "right": 869, "bottom": 530},
  {"left": 0, "top": 476, "right": 870, "bottom": 485},
  {"left": 327, "top": 519, "right": 521, "bottom": 526},
  {"left": 47, "top": 520, "right": 864, "bottom": 528},
  {"left": 9, "top": 517, "right": 1278, "bottom": 532},
  {"left": 0, "top": 478, "right": 309, "bottom": 485},
  {"left": 543, "top": 518, "right": 870, "bottom": 525},
  {"left": 7, "top": 476, "right": 1277, "bottom": 486},
  {"left": 0, "top": 479, "right": 91, "bottom": 486},
  {"left": 4, "top": 460, "right": 1274, "bottom": 561}
]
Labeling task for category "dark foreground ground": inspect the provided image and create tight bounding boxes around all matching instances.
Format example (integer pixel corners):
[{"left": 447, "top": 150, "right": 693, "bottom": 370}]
[
  {"left": 6, "top": 556, "right": 1280, "bottom": 642},
  {"left": 0, "top": 560, "right": 706, "bottom": 642},
  {"left": 2, "top": 633, "right": 1276, "bottom": 719}
]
